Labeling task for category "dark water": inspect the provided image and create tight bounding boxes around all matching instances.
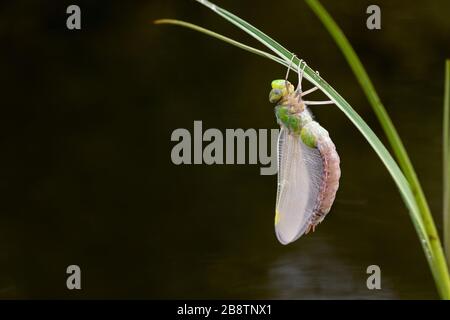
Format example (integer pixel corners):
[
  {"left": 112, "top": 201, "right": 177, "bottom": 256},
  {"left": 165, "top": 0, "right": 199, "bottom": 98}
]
[{"left": 1, "top": 0, "right": 449, "bottom": 299}]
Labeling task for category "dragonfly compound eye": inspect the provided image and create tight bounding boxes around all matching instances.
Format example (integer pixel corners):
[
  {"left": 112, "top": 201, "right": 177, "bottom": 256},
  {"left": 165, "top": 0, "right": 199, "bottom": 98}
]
[
  {"left": 269, "top": 79, "right": 295, "bottom": 103},
  {"left": 271, "top": 79, "right": 294, "bottom": 92},
  {"left": 269, "top": 88, "right": 283, "bottom": 103}
]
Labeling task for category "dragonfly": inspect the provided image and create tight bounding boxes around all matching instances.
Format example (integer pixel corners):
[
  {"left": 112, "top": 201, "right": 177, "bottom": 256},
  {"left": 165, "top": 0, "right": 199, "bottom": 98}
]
[{"left": 268, "top": 57, "right": 341, "bottom": 245}]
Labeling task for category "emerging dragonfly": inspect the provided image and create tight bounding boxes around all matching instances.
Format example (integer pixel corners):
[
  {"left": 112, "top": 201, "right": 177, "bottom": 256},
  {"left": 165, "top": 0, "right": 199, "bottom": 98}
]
[{"left": 268, "top": 57, "right": 341, "bottom": 245}]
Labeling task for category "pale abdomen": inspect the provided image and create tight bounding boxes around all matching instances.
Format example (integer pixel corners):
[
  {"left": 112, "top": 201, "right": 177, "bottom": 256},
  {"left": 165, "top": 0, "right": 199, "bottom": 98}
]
[{"left": 311, "top": 124, "right": 341, "bottom": 227}]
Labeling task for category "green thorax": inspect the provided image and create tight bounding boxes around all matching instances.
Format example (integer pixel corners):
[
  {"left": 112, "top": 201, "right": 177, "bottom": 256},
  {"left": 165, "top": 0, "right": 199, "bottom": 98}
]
[{"left": 275, "top": 105, "right": 313, "bottom": 136}]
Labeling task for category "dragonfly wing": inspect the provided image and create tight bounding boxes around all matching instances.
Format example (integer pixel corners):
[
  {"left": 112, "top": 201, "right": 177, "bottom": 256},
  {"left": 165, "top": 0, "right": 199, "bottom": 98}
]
[{"left": 275, "top": 126, "right": 324, "bottom": 244}]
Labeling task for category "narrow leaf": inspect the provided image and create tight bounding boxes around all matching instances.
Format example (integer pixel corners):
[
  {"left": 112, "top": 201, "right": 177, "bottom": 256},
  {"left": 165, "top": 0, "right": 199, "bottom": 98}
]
[{"left": 444, "top": 59, "right": 450, "bottom": 264}]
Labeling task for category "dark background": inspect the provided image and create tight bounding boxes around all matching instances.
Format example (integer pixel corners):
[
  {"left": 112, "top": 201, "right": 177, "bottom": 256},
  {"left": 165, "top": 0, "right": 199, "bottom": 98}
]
[{"left": 0, "top": 0, "right": 449, "bottom": 299}]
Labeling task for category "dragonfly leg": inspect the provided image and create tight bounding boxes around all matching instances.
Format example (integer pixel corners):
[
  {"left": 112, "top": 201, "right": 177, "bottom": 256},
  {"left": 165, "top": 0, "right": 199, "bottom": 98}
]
[
  {"left": 297, "top": 60, "right": 306, "bottom": 93},
  {"left": 284, "top": 54, "right": 296, "bottom": 92},
  {"left": 295, "top": 60, "right": 307, "bottom": 95},
  {"left": 304, "top": 100, "right": 335, "bottom": 106},
  {"left": 301, "top": 86, "right": 319, "bottom": 96}
]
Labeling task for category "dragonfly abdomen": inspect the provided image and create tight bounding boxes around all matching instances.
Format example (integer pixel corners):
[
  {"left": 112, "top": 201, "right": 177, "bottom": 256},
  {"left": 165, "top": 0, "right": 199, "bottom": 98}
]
[{"left": 309, "top": 122, "right": 341, "bottom": 228}]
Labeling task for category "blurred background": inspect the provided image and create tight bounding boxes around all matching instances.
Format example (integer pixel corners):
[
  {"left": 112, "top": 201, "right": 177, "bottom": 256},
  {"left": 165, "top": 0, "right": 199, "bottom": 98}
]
[{"left": 0, "top": 0, "right": 449, "bottom": 299}]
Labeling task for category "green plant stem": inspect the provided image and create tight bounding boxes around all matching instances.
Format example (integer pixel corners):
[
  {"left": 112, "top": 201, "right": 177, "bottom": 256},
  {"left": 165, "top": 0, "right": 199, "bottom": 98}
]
[
  {"left": 154, "top": 19, "right": 286, "bottom": 64},
  {"left": 305, "top": 0, "right": 450, "bottom": 298},
  {"left": 444, "top": 60, "right": 450, "bottom": 264}
]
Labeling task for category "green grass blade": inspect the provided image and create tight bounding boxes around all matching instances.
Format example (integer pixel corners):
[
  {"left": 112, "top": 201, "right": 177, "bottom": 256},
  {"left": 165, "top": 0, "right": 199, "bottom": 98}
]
[
  {"left": 153, "top": 19, "right": 305, "bottom": 77},
  {"left": 156, "top": 0, "right": 450, "bottom": 298},
  {"left": 304, "top": 0, "right": 450, "bottom": 298},
  {"left": 444, "top": 60, "right": 450, "bottom": 264},
  {"left": 154, "top": 19, "right": 287, "bottom": 65}
]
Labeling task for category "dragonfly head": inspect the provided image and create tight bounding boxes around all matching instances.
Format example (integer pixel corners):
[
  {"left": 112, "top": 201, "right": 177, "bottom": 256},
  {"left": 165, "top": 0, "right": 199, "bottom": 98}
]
[{"left": 269, "top": 80, "right": 294, "bottom": 104}]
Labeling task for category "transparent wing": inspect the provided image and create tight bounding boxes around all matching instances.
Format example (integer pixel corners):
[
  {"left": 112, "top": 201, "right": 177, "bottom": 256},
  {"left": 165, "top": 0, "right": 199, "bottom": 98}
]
[{"left": 275, "top": 126, "right": 324, "bottom": 244}]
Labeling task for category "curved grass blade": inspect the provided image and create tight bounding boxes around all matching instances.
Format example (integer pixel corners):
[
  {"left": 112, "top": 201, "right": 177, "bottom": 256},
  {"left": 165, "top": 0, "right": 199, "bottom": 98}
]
[
  {"left": 444, "top": 60, "right": 450, "bottom": 264},
  {"left": 157, "top": 0, "right": 450, "bottom": 298},
  {"left": 154, "top": 19, "right": 286, "bottom": 65}
]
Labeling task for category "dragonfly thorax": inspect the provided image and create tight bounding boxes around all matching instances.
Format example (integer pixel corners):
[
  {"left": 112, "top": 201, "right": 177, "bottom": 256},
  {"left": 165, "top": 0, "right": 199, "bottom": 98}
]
[{"left": 275, "top": 106, "right": 312, "bottom": 136}]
